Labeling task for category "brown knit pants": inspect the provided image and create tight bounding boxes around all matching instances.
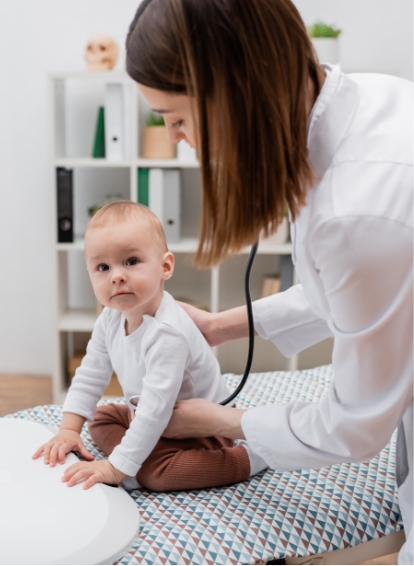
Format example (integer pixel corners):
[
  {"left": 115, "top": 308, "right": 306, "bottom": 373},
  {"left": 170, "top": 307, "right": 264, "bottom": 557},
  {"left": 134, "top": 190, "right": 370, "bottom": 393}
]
[{"left": 88, "top": 403, "right": 250, "bottom": 492}]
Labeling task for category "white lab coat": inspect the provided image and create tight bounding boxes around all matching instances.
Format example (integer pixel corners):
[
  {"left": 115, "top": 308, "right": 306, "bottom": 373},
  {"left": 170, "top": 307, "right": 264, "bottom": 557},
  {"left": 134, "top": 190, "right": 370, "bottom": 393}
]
[{"left": 243, "top": 65, "right": 413, "bottom": 564}]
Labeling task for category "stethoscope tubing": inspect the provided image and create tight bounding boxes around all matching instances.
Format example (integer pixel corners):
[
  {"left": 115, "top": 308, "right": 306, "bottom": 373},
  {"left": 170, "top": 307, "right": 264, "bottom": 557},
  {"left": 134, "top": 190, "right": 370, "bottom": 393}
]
[
  {"left": 129, "top": 241, "right": 259, "bottom": 411},
  {"left": 219, "top": 241, "right": 259, "bottom": 405}
]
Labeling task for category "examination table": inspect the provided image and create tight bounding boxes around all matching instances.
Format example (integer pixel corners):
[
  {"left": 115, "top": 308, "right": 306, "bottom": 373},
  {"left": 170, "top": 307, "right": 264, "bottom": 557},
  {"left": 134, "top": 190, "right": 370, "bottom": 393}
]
[{"left": 5, "top": 365, "right": 404, "bottom": 565}]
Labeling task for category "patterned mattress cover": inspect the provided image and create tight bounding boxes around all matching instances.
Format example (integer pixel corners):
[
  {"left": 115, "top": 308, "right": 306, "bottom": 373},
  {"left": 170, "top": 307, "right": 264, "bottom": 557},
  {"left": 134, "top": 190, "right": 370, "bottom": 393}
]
[{"left": 6, "top": 365, "right": 402, "bottom": 565}]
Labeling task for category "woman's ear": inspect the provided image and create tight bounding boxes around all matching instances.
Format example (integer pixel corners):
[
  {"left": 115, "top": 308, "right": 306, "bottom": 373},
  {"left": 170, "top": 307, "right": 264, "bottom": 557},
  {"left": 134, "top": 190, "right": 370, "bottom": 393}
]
[{"left": 161, "top": 251, "right": 175, "bottom": 280}]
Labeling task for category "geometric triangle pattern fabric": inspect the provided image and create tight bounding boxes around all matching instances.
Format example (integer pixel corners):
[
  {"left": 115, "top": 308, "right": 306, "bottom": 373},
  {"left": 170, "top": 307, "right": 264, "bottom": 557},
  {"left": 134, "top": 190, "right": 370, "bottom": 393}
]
[{"left": 5, "top": 365, "right": 402, "bottom": 565}]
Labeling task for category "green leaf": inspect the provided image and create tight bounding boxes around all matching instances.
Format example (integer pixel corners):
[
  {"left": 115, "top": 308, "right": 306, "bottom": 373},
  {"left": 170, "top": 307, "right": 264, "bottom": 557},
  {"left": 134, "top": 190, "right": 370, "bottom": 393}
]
[
  {"left": 146, "top": 112, "right": 165, "bottom": 127},
  {"left": 308, "top": 22, "right": 341, "bottom": 38}
]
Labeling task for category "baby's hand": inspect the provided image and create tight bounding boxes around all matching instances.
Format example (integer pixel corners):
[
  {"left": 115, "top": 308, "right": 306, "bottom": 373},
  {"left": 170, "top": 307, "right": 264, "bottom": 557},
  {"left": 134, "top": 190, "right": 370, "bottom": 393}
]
[
  {"left": 62, "top": 459, "right": 126, "bottom": 490},
  {"left": 32, "top": 429, "right": 94, "bottom": 466}
]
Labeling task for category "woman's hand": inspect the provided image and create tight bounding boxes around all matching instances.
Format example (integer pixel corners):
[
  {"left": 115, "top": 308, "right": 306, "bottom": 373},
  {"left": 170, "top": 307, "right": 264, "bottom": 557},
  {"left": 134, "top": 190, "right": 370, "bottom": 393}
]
[
  {"left": 176, "top": 302, "right": 221, "bottom": 346},
  {"left": 177, "top": 301, "right": 253, "bottom": 346},
  {"left": 32, "top": 429, "right": 94, "bottom": 466},
  {"left": 62, "top": 459, "right": 126, "bottom": 490},
  {"left": 163, "top": 398, "right": 246, "bottom": 440}
]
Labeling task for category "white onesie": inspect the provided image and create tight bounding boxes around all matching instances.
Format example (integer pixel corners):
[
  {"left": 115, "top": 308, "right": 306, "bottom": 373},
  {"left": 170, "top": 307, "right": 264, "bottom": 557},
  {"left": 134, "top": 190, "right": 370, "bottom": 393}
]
[{"left": 62, "top": 291, "right": 231, "bottom": 476}]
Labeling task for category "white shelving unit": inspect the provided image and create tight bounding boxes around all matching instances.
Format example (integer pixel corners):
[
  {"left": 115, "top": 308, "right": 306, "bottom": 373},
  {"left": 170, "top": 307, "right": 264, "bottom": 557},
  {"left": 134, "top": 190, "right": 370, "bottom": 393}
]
[{"left": 50, "top": 71, "right": 331, "bottom": 404}]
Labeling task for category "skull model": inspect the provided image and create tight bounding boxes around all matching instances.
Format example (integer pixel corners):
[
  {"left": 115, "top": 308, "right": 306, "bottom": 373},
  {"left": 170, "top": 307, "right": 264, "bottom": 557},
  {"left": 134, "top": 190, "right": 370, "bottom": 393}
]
[{"left": 85, "top": 34, "right": 119, "bottom": 71}]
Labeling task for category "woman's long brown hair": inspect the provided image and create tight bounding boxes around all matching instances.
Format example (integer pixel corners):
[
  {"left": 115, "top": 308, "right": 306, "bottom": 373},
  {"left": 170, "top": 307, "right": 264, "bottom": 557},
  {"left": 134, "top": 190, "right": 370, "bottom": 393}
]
[{"left": 126, "top": 0, "right": 320, "bottom": 267}]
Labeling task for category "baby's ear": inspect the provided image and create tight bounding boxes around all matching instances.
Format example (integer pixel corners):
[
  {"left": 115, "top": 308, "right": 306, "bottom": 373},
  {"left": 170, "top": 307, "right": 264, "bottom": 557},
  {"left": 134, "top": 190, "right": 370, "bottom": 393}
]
[{"left": 162, "top": 252, "right": 175, "bottom": 280}]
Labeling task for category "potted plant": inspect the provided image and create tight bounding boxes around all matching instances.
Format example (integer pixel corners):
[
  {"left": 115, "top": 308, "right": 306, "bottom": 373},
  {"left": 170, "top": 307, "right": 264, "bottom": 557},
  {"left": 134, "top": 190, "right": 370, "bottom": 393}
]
[
  {"left": 142, "top": 112, "right": 175, "bottom": 159},
  {"left": 308, "top": 22, "right": 342, "bottom": 65}
]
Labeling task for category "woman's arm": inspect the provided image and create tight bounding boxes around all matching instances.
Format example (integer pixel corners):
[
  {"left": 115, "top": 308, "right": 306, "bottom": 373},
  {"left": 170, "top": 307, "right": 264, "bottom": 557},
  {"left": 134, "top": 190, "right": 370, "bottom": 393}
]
[
  {"left": 178, "top": 287, "right": 332, "bottom": 355},
  {"left": 171, "top": 214, "right": 412, "bottom": 468},
  {"left": 177, "top": 302, "right": 252, "bottom": 346},
  {"left": 163, "top": 398, "right": 246, "bottom": 439},
  {"left": 242, "top": 214, "right": 413, "bottom": 471}
]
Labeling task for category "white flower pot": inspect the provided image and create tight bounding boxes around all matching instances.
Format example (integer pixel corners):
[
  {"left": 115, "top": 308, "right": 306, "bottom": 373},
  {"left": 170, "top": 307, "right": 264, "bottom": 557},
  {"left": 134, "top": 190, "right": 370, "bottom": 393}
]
[{"left": 311, "top": 38, "right": 340, "bottom": 65}]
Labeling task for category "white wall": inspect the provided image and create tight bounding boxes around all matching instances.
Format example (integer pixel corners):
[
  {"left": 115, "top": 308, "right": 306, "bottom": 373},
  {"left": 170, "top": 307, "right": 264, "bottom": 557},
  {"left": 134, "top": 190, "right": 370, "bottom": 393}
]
[
  {"left": 293, "top": 0, "right": 413, "bottom": 79},
  {"left": 0, "top": 0, "right": 412, "bottom": 375},
  {"left": 0, "top": 0, "right": 140, "bottom": 374}
]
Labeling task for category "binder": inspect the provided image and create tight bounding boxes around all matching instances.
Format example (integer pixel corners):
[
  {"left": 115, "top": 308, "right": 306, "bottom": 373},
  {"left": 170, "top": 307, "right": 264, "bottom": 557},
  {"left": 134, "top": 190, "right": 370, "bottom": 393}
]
[
  {"left": 137, "top": 168, "right": 149, "bottom": 206},
  {"left": 162, "top": 169, "right": 180, "bottom": 243},
  {"left": 105, "top": 83, "right": 123, "bottom": 161},
  {"left": 56, "top": 167, "right": 73, "bottom": 243},
  {"left": 104, "top": 82, "right": 132, "bottom": 161},
  {"left": 122, "top": 83, "right": 132, "bottom": 160},
  {"left": 92, "top": 106, "right": 105, "bottom": 158},
  {"left": 148, "top": 168, "right": 181, "bottom": 244},
  {"left": 148, "top": 168, "right": 164, "bottom": 222}
]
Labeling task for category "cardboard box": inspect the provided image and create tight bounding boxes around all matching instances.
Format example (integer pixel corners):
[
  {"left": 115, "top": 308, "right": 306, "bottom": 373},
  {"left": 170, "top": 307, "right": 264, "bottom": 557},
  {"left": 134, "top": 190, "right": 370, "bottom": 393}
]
[
  {"left": 68, "top": 351, "right": 123, "bottom": 397},
  {"left": 68, "top": 351, "right": 86, "bottom": 380},
  {"left": 104, "top": 374, "right": 123, "bottom": 397}
]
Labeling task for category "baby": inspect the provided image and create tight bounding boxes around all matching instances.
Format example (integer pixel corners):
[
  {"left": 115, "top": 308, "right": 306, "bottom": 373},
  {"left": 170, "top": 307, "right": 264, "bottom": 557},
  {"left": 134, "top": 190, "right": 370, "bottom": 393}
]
[{"left": 33, "top": 201, "right": 266, "bottom": 491}]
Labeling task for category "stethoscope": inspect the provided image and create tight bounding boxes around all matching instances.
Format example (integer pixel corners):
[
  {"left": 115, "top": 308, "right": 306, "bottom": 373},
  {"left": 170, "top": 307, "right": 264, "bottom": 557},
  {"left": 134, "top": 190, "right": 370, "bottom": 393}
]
[{"left": 130, "top": 241, "right": 259, "bottom": 409}]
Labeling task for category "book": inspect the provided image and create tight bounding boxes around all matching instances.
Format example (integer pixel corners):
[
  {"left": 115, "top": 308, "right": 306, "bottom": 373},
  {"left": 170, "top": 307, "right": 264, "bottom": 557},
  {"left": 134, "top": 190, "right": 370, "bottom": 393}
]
[
  {"left": 261, "top": 275, "right": 281, "bottom": 298},
  {"left": 56, "top": 167, "right": 73, "bottom": 243},
  {"left": 92, "top": 106, "right": 105, "bottom": 158}
]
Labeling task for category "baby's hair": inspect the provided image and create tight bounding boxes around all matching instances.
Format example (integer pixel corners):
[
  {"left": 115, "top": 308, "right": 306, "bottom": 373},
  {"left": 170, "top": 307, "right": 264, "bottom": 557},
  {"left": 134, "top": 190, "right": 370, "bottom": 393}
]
[{"left": 87, "top": 200, "right": 168, "bottom": 253}]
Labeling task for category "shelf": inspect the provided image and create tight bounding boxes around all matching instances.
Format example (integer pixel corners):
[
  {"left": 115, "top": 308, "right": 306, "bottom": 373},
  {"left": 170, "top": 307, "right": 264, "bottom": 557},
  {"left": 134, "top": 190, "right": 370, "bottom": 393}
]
[
  {"left": 53, "top": 158, "right": 200, "bottom": 169},
  {"left": 56, "top": 238, "right": 292, "bottom": 255},
  {"left": 56, "top": 238, "right": 85, "bottom": 251},
  {"left": 169, "top": 238, "right": 198, "bottom": 253},
  {"left": 136, "top": 158, "right": 199, "bottom": 168},
  {"left": 50, "top": 71, "right": 131, "bottom": 81},
  {"left": 50, "top": 72, "right": 303, "bottom": 403},
  {"left": 54, "top": 158, "right": 132, "bottom": 168},
  {"left": 256, "top": 241, "right": 293, "bottom": 255},
  {"left": 56, "top": 238, "right": 199, "bottom": 253},
  {"left": 175, "top": 241, "right": 293, "bottom": 255},
  {"left": 58, "top": 309, "right": 97, "bottom": 332}
]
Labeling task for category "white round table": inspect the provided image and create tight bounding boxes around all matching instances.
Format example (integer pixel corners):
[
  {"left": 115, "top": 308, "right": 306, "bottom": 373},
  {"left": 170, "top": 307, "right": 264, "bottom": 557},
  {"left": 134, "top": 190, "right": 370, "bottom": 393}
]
[{"left": 0, "top": 419, "right": 140, "bottom": 565}]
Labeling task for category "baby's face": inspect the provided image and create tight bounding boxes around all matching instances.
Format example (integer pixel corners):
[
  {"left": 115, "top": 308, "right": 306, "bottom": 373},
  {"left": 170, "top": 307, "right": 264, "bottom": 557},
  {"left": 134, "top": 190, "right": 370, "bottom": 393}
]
[{"left": 85, "top": 219, "right": 173, "bottom": 316}]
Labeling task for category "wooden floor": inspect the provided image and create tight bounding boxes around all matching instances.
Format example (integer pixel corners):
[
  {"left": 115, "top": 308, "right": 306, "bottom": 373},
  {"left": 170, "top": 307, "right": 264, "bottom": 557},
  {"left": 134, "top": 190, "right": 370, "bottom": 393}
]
[{"left": 0, "top": 374, "right": 52, "bottom": 416}]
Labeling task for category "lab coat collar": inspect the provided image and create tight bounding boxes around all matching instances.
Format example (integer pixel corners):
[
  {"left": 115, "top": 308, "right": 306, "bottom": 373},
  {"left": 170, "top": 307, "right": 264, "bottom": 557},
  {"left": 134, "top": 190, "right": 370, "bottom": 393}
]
[
  {"left": 292, "top": 65, "right": 360, "bottom": 254},
  {"left": 307, "top": 64, "right": 359, "bottom": 180}
]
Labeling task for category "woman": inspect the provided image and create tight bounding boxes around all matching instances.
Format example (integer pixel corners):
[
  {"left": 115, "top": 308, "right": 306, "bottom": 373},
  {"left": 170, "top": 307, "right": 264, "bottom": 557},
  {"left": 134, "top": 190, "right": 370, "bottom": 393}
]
[{"left": 126, "top": 0, "right": 413, "bottom": 562}]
